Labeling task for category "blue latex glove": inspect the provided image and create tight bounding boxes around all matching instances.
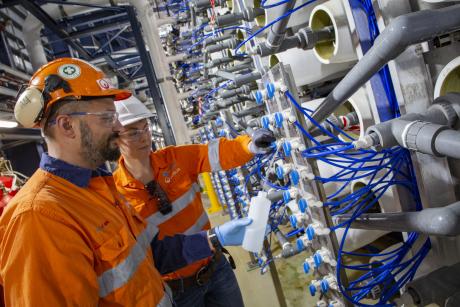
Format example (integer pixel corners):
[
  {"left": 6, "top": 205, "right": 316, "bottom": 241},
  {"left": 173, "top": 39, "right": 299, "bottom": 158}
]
[
  {"left": 215, "top": 217, "right": 253, "bottom": 246},
  {"left": 249, "top": 128, "right": 276, "bottom": 154}
]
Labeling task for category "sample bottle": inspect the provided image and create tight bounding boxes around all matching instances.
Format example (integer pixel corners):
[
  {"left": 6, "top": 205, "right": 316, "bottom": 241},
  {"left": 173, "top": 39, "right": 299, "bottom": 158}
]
[{"left": 242, "top": 191, "right": 271, "bottom": 252}]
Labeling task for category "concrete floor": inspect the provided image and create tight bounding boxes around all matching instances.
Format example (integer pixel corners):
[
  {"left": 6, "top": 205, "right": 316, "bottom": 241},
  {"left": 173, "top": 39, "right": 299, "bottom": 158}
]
[{"left": 204, "top": 193, "right": 318, "bottom": 307}]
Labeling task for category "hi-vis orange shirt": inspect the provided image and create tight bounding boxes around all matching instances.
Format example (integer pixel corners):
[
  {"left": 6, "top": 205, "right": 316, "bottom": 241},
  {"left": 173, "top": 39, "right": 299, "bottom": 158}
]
[
  {"left": 114, "top": 135, "right": 253, "bottom": 280},
  {"left": 0, "top": 154, "right": 169, "bottom": 306}
]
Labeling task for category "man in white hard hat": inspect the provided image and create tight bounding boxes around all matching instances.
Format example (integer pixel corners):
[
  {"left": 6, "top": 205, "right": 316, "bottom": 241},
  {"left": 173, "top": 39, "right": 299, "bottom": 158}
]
[{"left": 113, "top": 95, "right": 275, "bottom": 307}]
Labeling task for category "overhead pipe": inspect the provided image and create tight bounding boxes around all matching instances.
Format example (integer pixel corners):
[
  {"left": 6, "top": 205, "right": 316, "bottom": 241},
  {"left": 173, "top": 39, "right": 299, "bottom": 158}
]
[
  {"left": 22, "top": 1, "right": 108, "bottom": 70},
  {"left": 334, "top": 201, "right": 460, "bottom": 236},
  {"left": 310, "top": 4, "right": 460, "bottom": 125}
]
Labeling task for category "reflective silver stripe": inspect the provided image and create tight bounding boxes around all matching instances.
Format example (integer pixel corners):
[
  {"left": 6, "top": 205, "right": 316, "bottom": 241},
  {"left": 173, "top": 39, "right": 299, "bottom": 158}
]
[
  {"left": 157, "top": 285, "right": 173, "bottom": 307},
  {"left": 208, "top": 138, "right": 222, "bottom": 172},
  {"left": 98, "top": 220, "right": 158, "bottom": 298},
  {"left": 146, "top": 182, "right": 201, "bottom": 228},
  {"left": 184, "top": 211, "right": 210, "bottom": 235}
]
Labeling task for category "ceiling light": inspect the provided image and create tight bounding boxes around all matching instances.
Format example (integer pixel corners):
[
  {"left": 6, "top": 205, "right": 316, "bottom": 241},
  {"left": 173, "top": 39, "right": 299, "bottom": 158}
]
[{"left": 0, "top": 120, "right": 18, "bottom": 128}]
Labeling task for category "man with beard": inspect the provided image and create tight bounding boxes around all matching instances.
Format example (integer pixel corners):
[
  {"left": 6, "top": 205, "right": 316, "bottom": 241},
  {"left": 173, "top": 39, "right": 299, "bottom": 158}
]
[
  {"left": 113, "top": 96, "right": 275, "bottom": 307},
  {"left": 0, "top": 58, "right": 252, "bottom": 306}
]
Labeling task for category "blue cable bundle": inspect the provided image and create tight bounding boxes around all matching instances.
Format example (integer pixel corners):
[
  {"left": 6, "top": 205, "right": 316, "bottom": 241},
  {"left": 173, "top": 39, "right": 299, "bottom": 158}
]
[{"left": 285, "top": 90, "right": 429, "bottom": 306}]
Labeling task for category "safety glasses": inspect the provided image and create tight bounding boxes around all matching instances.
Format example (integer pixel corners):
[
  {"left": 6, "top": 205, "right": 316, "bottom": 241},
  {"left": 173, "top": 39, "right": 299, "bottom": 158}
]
[
  {"left": 48, "top": 111, "right": 119, "bottom": 127},
  {"left": 118, "top": 125, "right": 151, "bottom": 142}
]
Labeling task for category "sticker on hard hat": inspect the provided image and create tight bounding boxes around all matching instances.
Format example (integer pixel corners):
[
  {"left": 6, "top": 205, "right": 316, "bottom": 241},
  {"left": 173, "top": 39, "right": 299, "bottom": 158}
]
[
  {"left": 58, "top": 64, "right": 81, "bottom": 79},
  {"left": 97, "top": 78, "right": 115, "bottom": 90}
]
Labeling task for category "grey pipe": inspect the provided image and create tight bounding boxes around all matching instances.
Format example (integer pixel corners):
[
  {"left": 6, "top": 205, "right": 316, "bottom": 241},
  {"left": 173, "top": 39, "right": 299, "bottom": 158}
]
[
  {"left": 234, "top": 105, "right": 265, "bottom": 117},
  {"left": 404, "top": 262, "right": 460, "bottom": 307},
  {"left": 364, "top": 93, "right": 460, "bottom": 148},
  {"left": 205, "top": 39, "right": 238, "bottom": 54},
  {"left": 204, "top": 33, "right": 233, "bottom": 45},
  {"left": 205, "top": 57, "right": 234, "bottom": 68},
  {"left": 335, "top": 201, "right": 460, "bottom": 236},
  {"left": 310, "top": 4, "right": 460, "bottom": 124},
  {"left": 220, "top": 84, "right": 253, "bottom": 99},
  {"left": 257, "top": 26, "right": 335, "bottom": 57},
  {"left": 215, "top": 8, "right": 265, "bottom": 27},
  {"left": 192, "top": 0, "right": 224, "bottom": 10},
  {"left": 264, "top": 0, "right": 297, "bottom": 52},
  {"left": 234, "top": 72, "right": 262, "bottom": 87}
]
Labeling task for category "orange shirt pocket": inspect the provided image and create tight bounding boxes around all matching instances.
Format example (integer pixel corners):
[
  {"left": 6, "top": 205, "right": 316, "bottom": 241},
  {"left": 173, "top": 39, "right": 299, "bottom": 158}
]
[{"left": 96, "top": 227, "right": 132, "bottom": 263}]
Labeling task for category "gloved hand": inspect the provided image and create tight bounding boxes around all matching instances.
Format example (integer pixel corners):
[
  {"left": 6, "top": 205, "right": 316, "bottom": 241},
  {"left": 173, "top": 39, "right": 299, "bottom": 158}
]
[
  {"left": 215, "top": 217, "right": 252, "bottom": 246},
  {"left": 248, "top": 128, "right": 276, "bottom": 154}
]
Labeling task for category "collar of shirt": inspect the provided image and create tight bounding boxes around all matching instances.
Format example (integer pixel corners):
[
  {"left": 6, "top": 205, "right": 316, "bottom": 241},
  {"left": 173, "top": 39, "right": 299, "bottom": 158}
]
[
  {"left": 39, "top": 152, "right": 112, "bottom": 188},
  {"left": 116, "top": 150, "right": 169, "bottom": 188}
]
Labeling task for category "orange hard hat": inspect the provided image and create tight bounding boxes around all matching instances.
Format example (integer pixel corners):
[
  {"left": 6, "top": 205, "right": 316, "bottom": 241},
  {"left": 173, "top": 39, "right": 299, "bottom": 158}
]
[{"left": 15, "top": 57, "right": 131, "bottom": 128}]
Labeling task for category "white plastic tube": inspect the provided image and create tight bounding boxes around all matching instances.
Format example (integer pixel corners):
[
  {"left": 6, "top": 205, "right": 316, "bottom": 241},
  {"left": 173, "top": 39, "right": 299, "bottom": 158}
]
[
  {"left": 434, "top": 55, "right": 460, "bottom": 98},
  {"left": 242, "top": 191, "right": 271, "bottom": 253},
  {"left": 309, "top": 0, "right": 357, "bottom": 64},
  {"left": 271, "top": 48, "right": 354, "bottom": 87}
]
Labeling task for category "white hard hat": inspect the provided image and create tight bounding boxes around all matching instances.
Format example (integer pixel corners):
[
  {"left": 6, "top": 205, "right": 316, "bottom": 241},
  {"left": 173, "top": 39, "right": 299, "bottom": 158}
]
[{"left": 115, "top": 95, "right": 154, "bottom": 126}]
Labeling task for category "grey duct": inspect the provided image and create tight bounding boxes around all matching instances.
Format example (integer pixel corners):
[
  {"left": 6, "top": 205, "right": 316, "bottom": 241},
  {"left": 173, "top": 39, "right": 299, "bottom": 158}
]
[
  {"left": 334, "top": 201, "right": 460, "bottom": 236},
  {"left": 216, "top": 71, "right": 262, "bottom": 87},
  {"left": 204, "top": 33, "right": 234, "bottom": 45},
  {"left": 310, "top": 4, "right": 460, "bottom": 124}
]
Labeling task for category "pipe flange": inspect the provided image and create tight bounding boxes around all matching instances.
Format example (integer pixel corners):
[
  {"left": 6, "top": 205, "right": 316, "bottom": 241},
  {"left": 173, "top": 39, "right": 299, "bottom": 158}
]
[{"left": 431, "top": 101, "right": 458, "bottom": 128}]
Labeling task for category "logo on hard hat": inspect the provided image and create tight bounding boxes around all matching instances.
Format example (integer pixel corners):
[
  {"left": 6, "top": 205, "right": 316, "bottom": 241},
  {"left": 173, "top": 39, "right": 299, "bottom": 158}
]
[
  {"left": 97, "top": 78, "right": 114, "bottom": 90},
  {"left": 58, "top": 64, "right": 81, "bottom": 79}
]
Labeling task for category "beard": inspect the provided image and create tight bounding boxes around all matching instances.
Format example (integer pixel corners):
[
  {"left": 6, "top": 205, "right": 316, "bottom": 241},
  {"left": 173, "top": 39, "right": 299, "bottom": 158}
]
[{"left": 79, "top": 121, "right": 121, "bottom": 168}]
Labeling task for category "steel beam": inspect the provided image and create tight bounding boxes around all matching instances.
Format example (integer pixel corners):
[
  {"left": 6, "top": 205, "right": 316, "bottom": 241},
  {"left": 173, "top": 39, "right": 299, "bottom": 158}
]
[{"left": 17, "top": 0, "right": 92, "bottom": 60}]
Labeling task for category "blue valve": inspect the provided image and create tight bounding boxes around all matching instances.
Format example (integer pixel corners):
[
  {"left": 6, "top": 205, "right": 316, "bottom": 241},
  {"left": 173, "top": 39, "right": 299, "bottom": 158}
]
[
  {"left": 289, "top": 215, "right": 297, "bottom": 228},
  {"left": 275, "top": 166, "right": 284, "bottom": 179},
  {"left": 261, "top": 116, "right": 270, "bottom": 129},
  {"left": 298, "top": 198, "right": 307, "bottom": 213},
  {"left": 313, "top": 253, "right": 322, "bottom": 268},
  {"left": 306, "top": 225, "right": 315, "bottom": 240},
  {"left": 274, "top": 112, "right": 283, "bottom": 128},
  {"left": 303, "top": 262, "right": 310, "bottom": 274},
  {"left": 228, "top": 169, "right": 237, "bottom": 176},
  {"left": 219, "top": 129, "right": 227, "bottom": 137},
  {"left": 254, "top": 90, "right": 263, "bottom": 104},
  {"left": 290, "top": 170, "right": 300, "bottom": 185},
  {"left": 296, "top": 238, "right": 304, "bottom": 251},
  {"left": 266, "top": 82, "right": 276, "bottom": 99},
  {"left": 309, "top": 284, "right": 316, "bottom": 296},
  {"left": 282, "top": 190, "right": 291, "bottom": 203},
  {"left": 320, "top": 279, "right": 329, "bottom": 293},
  {"left": 282, "top": 141, "right": 292, "bottom": 157},
  {"left": 215, "top": 117, "right": 224, "bottom": 127}
]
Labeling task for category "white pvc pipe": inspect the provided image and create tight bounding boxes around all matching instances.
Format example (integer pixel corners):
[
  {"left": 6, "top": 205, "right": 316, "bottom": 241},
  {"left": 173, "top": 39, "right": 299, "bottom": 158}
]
[
  {"left": 272, "top": 48, "right": 354, "bottom": 87},
  {"left": 434, "top": 55, "right": 460, "bottom": 98},
  {"left": 335, "top": 228, "right": 390, "bottom": 252},
  {"left": 22, "top": 1, "right": 107, "bottom": 70},
  {"left": 309, "top": 0, "right": 357, "bottom": 64}
]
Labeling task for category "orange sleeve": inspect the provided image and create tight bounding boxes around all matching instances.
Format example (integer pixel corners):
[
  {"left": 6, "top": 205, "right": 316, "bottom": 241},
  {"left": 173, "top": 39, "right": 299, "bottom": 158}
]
[
  {"left": 0, "top": 208, "right": 98, "bottom": 306},
  {"left": 174, "top": 135, "right": 254, "bottom": 176}
]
